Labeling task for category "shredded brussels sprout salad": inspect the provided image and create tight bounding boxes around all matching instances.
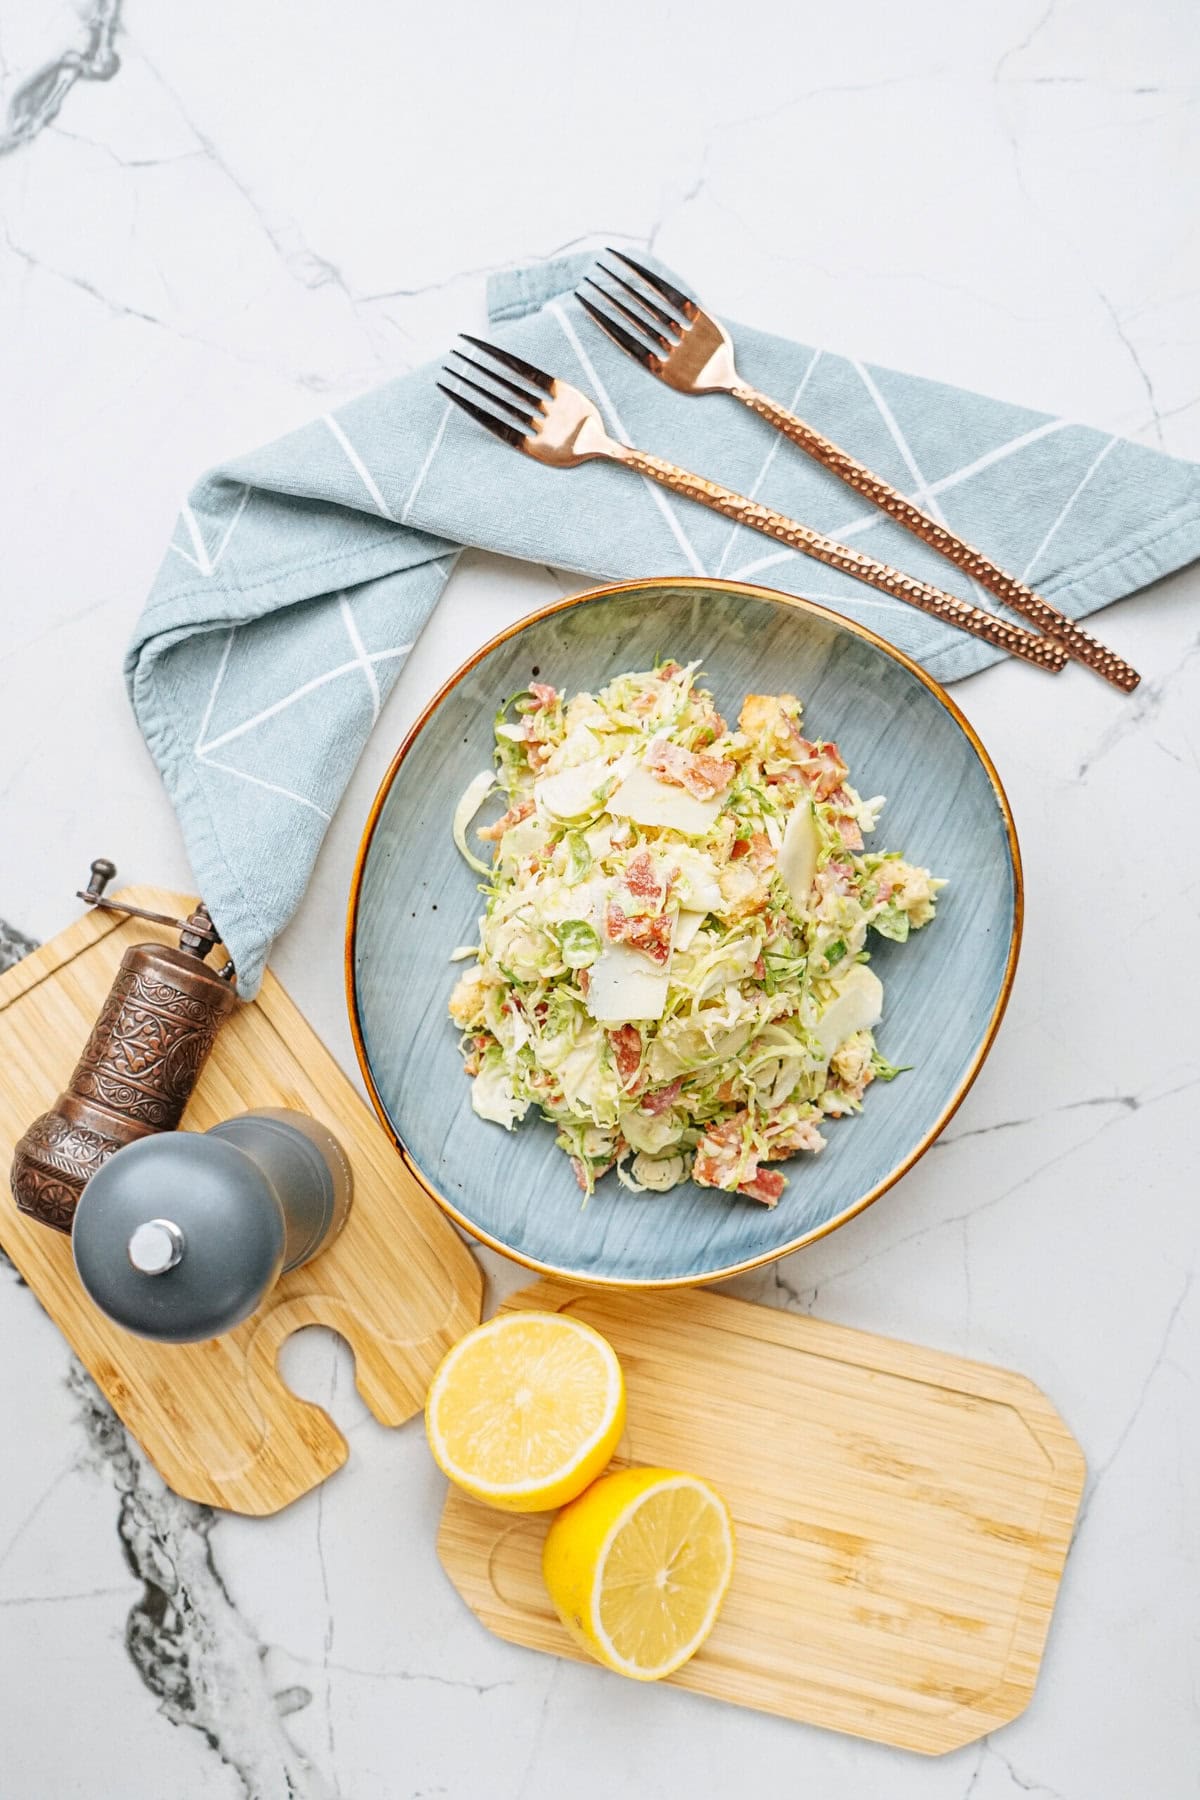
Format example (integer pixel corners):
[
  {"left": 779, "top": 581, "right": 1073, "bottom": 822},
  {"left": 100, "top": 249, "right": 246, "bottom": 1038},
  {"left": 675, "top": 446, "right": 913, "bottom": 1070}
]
[{"left": 448, "top": 661, "right": 944, "bottom": 1206}]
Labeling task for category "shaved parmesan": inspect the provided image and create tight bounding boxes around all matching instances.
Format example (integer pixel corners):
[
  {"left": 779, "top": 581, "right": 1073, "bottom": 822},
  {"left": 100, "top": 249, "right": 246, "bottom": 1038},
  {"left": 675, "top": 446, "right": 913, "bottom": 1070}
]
[
  {"left": 535, "top": 755, "right": 611, "bottom": 821},
  {"left": 813, "top": 965, "right": 883, "bottom": 1062},
  {"left": 497, "top": 814, "right": 550, "bottom": 870},
  {"left": 605, "top": 763, "right": 724, "bottom": 836},
  {"left": 673, "top": 909, "right": 708, "bottom": 952},
  {"left": 586, "top": 942, "right": 673, "bottom": 1022},
  {"left": 779, "top": 800, "right": 820, "bottom": 910}
]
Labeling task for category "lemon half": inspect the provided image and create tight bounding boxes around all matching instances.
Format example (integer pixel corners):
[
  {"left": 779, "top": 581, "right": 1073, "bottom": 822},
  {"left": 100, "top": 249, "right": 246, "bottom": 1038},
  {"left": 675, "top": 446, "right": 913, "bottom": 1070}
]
[
  {"left": 425, "top": 1311, "right": 625, "bottom": 1512},
  {"left": 543, "top": 1467, "right": 735, "bottom": 1680}
]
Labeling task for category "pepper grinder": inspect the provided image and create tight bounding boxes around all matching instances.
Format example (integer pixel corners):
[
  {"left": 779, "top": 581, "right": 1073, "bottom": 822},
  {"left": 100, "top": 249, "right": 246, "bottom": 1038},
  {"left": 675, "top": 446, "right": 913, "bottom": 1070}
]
[
  {"left": 10, "top": 860, "right": 238, "bottom": 1233},
  {"left": 72, "top": 1109, "right": 353, "bottom": 1343}
]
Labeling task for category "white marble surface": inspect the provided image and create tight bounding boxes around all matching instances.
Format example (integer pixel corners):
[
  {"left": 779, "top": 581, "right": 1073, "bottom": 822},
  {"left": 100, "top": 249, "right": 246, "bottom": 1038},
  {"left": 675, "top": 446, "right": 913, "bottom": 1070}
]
[{"left": 1, "top": 2, "right": 1198, "bottom": 1795}]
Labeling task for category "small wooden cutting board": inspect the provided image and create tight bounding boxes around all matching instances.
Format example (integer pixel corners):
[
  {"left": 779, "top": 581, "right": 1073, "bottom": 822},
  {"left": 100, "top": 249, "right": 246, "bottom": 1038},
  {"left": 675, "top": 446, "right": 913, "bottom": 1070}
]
[
  {"left": 0, "top": 889, "right": 482, "bottom": 1515},
  {"left": 438, "top": 1280, "right": 1085, "bottom": 1755}
]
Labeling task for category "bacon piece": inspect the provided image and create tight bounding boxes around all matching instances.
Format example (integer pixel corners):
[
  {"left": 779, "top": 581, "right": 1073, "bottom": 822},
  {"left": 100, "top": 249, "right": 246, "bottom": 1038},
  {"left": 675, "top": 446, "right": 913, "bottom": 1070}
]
[
  {"left": 527, "top": 682, "right": 558, "bottom": 711},
  {"left": 603, "top": 852, "right": 674, "bottom": 962},
  {"left": 693, "top": 1114, "right": 749, "bottom": 1190},
  {"left": 644, "top": 737, "right": 735, "bottom": 801},
  {"left": 641, "top": 1078, "right": 682, "bottom": 1116},
  {"left": 833, "top": 813, "right": 864, "bottom": 851},
  {"left": 604, "top": 900, "right": 673, "bottom": 965},
  {"left": 656, "top": 661, "right": 682, "bottom": 680},
  {"left": 791, "top": 737, "right": 849, "bottom": 802},
  {"left": 477, "top": 798, "right": 534, "bottom": 842},
  {"left": 739, "top": 1168, "right": 785, "bottom": 1206},
  {"left": 609, "top": 1024, "right": 643, "bottom": 1087},
  {"left": 624, "top": 848, "right": 666, "bottom": 905},
  {"left": 694, "top": 1111, "right": 796, "bottom": 1202}
]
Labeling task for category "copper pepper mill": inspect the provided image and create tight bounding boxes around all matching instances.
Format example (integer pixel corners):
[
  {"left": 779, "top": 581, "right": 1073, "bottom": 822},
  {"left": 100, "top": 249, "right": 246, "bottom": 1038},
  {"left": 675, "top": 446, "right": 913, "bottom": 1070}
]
[{"left": 10, "top": 860, "right": 238, "bottom": 1234}]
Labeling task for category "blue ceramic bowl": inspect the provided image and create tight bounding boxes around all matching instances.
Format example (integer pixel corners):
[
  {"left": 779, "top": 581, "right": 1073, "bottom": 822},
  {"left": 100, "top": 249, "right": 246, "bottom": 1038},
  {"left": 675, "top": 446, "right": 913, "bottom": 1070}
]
[{"left": 347, "top": 579, "right": 1020, "bottom": 1287}]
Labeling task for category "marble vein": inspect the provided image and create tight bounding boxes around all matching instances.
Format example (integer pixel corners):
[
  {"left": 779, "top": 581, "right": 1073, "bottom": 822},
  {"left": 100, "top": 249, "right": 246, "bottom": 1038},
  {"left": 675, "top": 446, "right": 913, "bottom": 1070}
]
[
  {"left": 1076, "top": 629, "right": 1200, "bottom": 777},
  {"left": 0, "top": 221, "right": 340, "bottom": 390},
  {"left": 512, "top": 1663, "right": 563, "bottom": 1800},
  {"left": 0, "top": 923, "right": 334, "bottom": 1798},
  {"left": 1074, "top": 1270, "right": 1194, "bottom": 1533},
  {"left": 1093, "top": 287, "right": 1164, "bottom": 445},
  {"left": 0, "top": 0, "right": 121, "bottom": 157},
  {"left": 810, "top": 1078, "right": 1196, "bottom": 1289},
  {"left": 70, "top": 1365, "right": 337, "bottom": 1800}
]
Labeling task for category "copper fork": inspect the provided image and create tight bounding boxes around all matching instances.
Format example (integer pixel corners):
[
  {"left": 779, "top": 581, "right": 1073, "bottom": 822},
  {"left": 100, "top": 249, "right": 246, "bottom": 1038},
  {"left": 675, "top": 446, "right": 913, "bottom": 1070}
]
[
  {"left": 578, "top": 251, "right": 1140, "bottom": 694},
  {"left": 438, "top": 338, "right": 1067, "bottom": 674}
]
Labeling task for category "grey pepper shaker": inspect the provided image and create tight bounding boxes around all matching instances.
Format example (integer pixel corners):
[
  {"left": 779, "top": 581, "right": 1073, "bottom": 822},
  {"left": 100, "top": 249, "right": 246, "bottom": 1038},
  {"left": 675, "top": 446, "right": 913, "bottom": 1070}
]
[{"left": 72, "top": 1109, "right": 352, "bottom": 1343}]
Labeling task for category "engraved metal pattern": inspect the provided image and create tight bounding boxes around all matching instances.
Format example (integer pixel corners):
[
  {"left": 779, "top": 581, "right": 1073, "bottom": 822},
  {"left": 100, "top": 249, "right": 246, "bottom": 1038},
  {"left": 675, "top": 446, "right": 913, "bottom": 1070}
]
[
  {"left": 443, "top": 338, "right": 1067, "bottom": 676},
  {"left": 11, "top": 1112, "right": 129, "bottom": 1233},
  {"left": 12, "top": 1168, "right": 79, "bottom": 1232},
  {"left": 732, "top": 387, "right": 1141, "bottom": 693},
  {"left": 71, "top": 960, "right": 229, "bottom": 1128},
  {"left": 15, "top": 1111, "right": 122, "bottom": 1178},
  {"left": 622, "top": 450, "right": 1068, "bottom": 671},
  {"left": 11, "top": 940, "right": 236, "bottom": 1233}
]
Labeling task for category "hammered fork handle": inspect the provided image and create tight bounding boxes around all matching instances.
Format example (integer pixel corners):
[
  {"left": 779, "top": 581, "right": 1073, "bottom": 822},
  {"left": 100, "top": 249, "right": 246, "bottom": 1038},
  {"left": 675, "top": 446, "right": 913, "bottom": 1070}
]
[
  {"left": 731, "top": 385, "right": 1139, "bottom": 692},
  {"left": 619, "top": 448, "right": 1067, "bottom": 673}
]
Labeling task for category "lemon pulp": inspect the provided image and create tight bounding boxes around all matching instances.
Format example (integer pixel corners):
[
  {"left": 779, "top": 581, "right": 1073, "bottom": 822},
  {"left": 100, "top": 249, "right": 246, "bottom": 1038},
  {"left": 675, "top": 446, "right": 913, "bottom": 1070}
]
[
  {"left": 425, "top": 1311, "right": 625, "bottom": 1511},
  {"left": 543, "top": 1467, "right": 735, "bottom": 1679}
]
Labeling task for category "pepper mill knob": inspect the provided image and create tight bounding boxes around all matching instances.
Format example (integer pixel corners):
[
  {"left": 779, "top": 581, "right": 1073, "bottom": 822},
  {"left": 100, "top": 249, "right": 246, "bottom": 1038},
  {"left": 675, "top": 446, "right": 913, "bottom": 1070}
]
[
  {"left": 128, "top": 1218, "right": 186, "bottom": 1275},
  {"left": 86, "top": 859, "right": 118, "bottom": 899}
]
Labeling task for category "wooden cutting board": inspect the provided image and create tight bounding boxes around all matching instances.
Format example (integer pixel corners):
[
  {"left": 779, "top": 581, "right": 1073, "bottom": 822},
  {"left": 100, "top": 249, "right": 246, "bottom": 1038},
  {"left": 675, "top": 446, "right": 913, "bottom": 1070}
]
[
  {"left": 0, "top": 889, "right": 482, "bottom": 1515},
  {"left": 438, "top": 1280, "right": 1085, "bottom": 1755}
]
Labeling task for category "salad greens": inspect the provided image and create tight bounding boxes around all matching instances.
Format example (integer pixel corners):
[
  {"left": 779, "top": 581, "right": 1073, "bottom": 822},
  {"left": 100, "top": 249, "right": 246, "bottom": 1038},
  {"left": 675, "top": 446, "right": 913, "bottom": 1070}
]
[{"left": 448, "top": 662, "right": 943, "bottom": 1206}]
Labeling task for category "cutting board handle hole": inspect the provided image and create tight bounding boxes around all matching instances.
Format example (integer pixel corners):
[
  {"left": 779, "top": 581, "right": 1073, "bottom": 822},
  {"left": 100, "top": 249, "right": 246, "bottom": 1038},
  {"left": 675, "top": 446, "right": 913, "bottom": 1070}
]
[{"left": 276, "top": 1325, "right": 362, "bottom": 1431}]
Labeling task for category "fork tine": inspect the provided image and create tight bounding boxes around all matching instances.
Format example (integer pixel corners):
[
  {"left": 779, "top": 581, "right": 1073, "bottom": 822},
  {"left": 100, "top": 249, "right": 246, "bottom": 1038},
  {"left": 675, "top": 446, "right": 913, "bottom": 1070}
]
[
  {"left": 605, "top": 249, "right": 697, "bottom": 320},
  {"left": 594, "top": 264, "right": 680, "bottom": 338},
  {"left": 576, "top": 292, "right": 660, "bottom": 370},
  {"left": 437, "top": 382, "right": 529, "bottom": 451},
  {"left": 582, "top": 278, "right": 671, "bottom": 352},
  {"left": 458, "top": 333, "right": 554, "bottom": 395},
  {"left": 441, "top": 367, "right": 538, "bottom": 428},
  {"left": 448, "top": 348, "right": 547, "bottom": 410}
]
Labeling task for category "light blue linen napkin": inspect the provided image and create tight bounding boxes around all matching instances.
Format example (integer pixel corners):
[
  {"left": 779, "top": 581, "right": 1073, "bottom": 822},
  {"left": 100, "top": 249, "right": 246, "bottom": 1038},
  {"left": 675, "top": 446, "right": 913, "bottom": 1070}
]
[{"left": 128, "top": 252, "right": 1200, "bottom": 993}]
